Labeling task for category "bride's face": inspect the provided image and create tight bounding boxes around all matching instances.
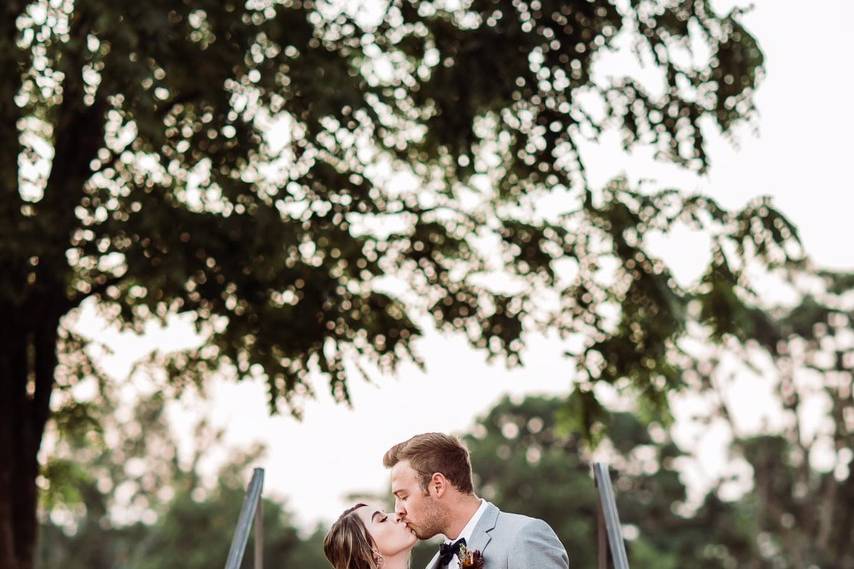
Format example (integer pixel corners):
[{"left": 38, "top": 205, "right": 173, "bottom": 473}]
[{"left": 355, "top": 505, "right": 417, "bottom": 557}]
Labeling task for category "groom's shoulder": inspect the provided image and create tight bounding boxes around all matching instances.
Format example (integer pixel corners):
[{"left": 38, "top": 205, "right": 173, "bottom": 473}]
[
  {"left": 493, "top": 506, "right": 553, "bottom": 534},
  {"left": 495, "top": 508, "right": 536, "bottom": 525}
]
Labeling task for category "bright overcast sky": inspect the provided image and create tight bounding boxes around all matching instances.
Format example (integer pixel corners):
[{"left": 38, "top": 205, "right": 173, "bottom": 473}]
[{"left": 75, "top": 0, "right": 854, "bottom": 531}]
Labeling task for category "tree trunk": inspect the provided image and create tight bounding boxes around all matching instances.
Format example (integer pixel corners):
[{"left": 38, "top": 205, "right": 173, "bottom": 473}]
[{"left": 0, "top": 313, "right": 59, "bottom": 569}]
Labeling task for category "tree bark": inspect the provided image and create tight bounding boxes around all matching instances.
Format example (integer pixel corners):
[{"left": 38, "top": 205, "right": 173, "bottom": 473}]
[{"left": 0, "top": 312, "right": 59, "bottom": 569}]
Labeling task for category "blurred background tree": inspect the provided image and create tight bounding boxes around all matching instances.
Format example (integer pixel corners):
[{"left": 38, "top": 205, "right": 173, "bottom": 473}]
[
  {"left": 0, "top": 0, "right": 809, "bottom": 568},
  {"left": 458, "top": 395, "right": 762, "bottom": 569},
  {"left": 38, "top": 382, "right": 328, "bottom": 569},
  {"left": 678, "top": 268, "right": 854, "bottom": 568}
]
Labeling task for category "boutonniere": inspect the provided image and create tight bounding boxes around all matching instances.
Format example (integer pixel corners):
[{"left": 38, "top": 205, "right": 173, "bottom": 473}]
[{"left": 458, "top": 544, "right": 485, "bottom": 569}]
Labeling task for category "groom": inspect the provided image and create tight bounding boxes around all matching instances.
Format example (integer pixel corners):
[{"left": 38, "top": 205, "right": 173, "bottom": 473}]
[{"left": 384, "top": 432, "right": 569, "bottom": 569}]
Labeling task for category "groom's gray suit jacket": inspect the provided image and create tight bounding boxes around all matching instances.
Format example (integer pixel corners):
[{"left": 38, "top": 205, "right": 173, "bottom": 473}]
[{"left": 425, "top": 501, "right": 569, "bottom": 569}]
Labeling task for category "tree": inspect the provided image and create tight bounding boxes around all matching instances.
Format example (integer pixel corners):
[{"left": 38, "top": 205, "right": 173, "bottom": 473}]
[
  {"left": 683, "top": 269, "right": 854, "bottom": 567},
  {"left": 37, "top": 384, "right": 327, "bottom": 569},
  {"left": 1, "top": 1, "right": 798, "bottom": 568}
]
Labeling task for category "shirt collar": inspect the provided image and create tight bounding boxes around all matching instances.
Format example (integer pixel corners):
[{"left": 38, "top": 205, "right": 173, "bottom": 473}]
[{"left": 444, "top": 498, "right": 487, "bottom": 545}]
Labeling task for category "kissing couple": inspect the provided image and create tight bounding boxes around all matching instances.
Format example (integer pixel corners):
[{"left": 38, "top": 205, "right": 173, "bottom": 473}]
[{"left": 323, "top": 432, "right": 569, "bottom": 569}]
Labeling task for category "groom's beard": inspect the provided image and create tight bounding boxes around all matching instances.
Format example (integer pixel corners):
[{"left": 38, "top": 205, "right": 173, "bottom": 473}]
[{"left": 411, "top": 500, "right": 447, "bottom": 540}]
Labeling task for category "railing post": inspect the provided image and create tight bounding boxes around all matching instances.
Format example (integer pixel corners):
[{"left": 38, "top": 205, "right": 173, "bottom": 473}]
[
  {"left": 254, "top": 489, "right": 264, "bottom": 569},
  {"left": 593, "top": 463, "right": 631, "bottom": 569},
  {"left": 597, "top": 497, "right": 608, "bottom": 569},
  {"left": 224, "top": 468, "right": 265, "bottom": 569}
]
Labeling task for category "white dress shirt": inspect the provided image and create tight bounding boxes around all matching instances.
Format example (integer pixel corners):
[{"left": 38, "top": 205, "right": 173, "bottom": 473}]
[{"left": 443, "top": 498, "right": 488, "bottom": 569}]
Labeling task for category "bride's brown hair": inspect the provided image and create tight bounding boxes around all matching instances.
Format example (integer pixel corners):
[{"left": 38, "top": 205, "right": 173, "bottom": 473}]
[{"left": 323, "top": 503, "right": 382, "bottom": 569}]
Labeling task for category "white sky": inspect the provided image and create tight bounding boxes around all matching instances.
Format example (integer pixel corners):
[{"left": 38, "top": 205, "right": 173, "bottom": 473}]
[{"left": 73, "top": 0, "right": 854, "bottom": 531}]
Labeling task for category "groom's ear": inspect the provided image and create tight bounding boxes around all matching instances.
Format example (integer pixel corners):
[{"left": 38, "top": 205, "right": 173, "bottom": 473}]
[{"left": 430, "top": 473, "right": 448, "bottom": 498}]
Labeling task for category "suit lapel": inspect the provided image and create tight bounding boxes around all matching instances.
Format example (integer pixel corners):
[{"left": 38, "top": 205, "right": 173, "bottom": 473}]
[{"left": 466, "top": 502, "right": 499, "bottom": 556}]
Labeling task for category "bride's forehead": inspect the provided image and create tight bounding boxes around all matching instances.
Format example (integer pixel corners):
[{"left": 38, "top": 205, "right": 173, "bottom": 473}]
[{"left": 356, "top": 504, "right": 383, "bottom": 521}]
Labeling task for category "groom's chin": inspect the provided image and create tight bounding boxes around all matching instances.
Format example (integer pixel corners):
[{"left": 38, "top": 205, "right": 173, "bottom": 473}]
[{"left": 414, "top": 529, "right": 434, "bottom": 541}]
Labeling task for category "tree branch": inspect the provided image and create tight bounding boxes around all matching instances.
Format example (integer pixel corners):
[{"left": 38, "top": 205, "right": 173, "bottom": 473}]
[{"left": 36, "top": 7, "right": 105, "bottom": 264}]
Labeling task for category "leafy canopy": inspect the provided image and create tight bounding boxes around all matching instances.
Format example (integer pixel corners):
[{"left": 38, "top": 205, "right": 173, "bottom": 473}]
[{"left": 5, "top": 0, "right": 797, "bottom": 431}]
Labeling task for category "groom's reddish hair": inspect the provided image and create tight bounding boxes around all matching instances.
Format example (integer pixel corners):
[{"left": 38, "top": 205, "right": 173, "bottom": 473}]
[{"left": 383, "top": 432, "right": 474, "bottom": 494}]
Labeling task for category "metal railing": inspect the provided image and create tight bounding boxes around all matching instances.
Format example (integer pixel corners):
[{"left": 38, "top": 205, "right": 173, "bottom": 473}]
[
  {"left": 593, "top": 463, "right": 630, "bottom": 569},
  {"left": 224, "top": 468, "right": 265, "bottom": 569}
]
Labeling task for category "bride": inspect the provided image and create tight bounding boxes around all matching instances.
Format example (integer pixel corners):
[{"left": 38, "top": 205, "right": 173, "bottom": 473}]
[{"left": 323, "top": 503, "right": 417, "bottom": 569}]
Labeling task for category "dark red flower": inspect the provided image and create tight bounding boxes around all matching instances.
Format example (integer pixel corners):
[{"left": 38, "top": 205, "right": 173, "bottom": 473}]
[{"left": 460, "top": 548, "right": 485, "bottom": 569}]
